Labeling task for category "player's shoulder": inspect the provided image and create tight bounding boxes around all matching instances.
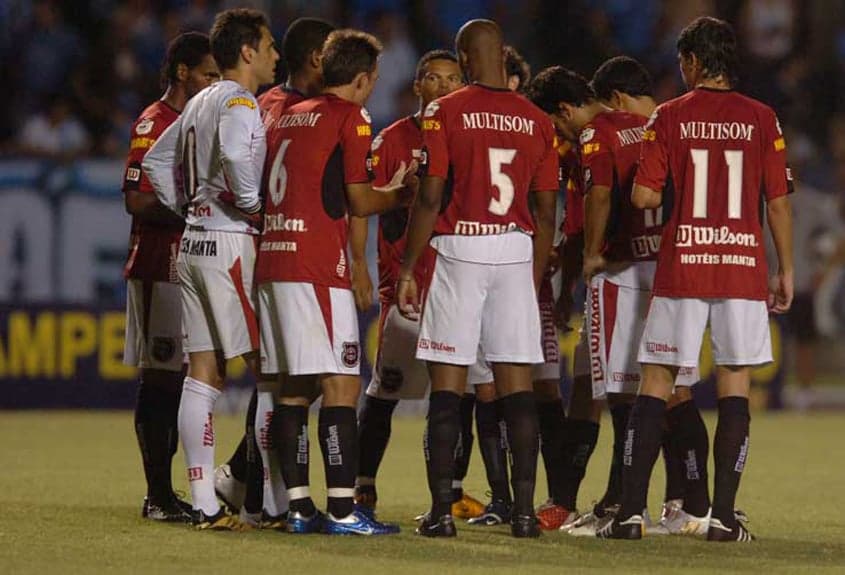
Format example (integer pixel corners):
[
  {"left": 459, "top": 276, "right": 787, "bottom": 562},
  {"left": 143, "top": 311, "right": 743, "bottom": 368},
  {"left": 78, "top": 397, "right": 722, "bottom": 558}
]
[
  {"left": 132, "top": 100, "right": 178, "bottom": 136},
  {"left": 219, "top": 80, "right": 259, "bottom": 111},
  {"left": 380, "top": 115, "right": 418, "bottom": 140}
]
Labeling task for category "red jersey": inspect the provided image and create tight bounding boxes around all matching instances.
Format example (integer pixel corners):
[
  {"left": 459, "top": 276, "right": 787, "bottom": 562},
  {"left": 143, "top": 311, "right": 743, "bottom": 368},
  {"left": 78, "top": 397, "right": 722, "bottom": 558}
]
[
  {"left": 635, "top": 88, "right": 790, "bottom": 300},
  {"left": 122, "top": 100, "right": 182, "bottom": 282},
  {"left": 371, "top": 115, "right": 435, "bottom": 304},
  {"left": 258, "top": 85, "right": 305, "bottom": 127},
  {"left": 422, "top": 84, "right": 559, "bottom": 240},
  {"left": 580, "top": 110, "right": 661, "bottom": 262},
  {"left": 255, "top": 94, "right": 373, "bottom": 287},
  {"left": 560, "top": 145, "right": 584, "bottom": 237}
]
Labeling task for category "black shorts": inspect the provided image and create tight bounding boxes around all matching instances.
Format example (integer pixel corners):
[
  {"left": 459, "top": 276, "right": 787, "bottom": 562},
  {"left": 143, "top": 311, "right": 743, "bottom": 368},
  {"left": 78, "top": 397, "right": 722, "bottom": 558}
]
[{"left": 787, "top": 293, "right": 817, "bottom": 341}]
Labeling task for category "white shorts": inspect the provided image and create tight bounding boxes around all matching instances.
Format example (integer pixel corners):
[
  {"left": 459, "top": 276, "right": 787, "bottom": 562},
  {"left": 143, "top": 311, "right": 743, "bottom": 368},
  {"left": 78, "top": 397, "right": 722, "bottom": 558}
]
[
  {"left": 418, "top": 254, "right": 542, "bottom": 365},
  {"left": 588, "top": 276, "right": 699, "bottom": 399},
  {"left": 259, "top": 282, "right": 360, "bottom": 376},
  {"left": 124, "top": 279, "right": 184, "bottom": 372},
  {"left": 638, "top": 296, "right": 772, "bottom": 367},
  {"left": 177, "top": 229, "right": 258, "bottom": 359}
]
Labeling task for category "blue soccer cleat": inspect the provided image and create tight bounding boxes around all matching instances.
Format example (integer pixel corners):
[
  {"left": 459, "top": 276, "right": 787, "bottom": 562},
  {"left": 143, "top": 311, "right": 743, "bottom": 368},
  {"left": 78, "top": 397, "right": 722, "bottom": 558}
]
[
  {"left": 286, "top": 510, "right": 325, "bottom": 534},
  {"left": 323, "top": 510, "right": 401, "bottom": 535}
]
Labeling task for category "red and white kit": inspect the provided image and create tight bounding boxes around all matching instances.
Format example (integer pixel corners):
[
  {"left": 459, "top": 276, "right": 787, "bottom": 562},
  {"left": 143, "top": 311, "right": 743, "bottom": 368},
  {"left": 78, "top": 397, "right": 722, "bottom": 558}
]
[
  {"left": 417, "top": 84, "right": 559, "bottom": 366},
  {"left": 256, "top": 94, "right": 373, "bottom": 375},
  {"left": 142, "top": 80, "right": 265, "bottom": 358},
  {"left": 634, "top": 88, "right": 791, "bottom": 367},
  {"left": 123, "top": 100, "right": 185, "bottom": 372},
  {"left": 581, "top": 110, "right": 698, "bottom": 398}
]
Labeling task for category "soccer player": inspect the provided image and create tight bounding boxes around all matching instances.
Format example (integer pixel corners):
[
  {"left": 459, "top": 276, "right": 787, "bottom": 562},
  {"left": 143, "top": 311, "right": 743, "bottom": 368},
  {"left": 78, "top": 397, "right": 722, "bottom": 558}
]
[
  {"left": 123, "top": 32, "right": 219, "bottom": 522},
  {"left": 351, "top": 50, "right": 487, "bottom": 519},
  {"left": 258, "top": 29, "right": 415, "bottom": 535},
  {"left": 598, "top": 16, "right": 793, "bottom": 542},
  {"left": 504, "top": 45, "right": 531, "bottom": 92},
  {"left": 592, "top": 55, "right": 713, "bottom": 535},
  {"left": 397, "top": 19, "right": 558, "bottom": 538},
  {"left": 215, "top": 16, "right": 336, "bottom": 526},
  {"left": 142, "top": 8, "right": 279, "bottom": 530}
]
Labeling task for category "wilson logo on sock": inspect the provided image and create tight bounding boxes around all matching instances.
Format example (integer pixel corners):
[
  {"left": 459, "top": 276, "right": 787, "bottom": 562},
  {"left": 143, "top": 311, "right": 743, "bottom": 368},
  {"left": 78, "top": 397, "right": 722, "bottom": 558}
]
[
  {"left": 734, "top": 436, "right": 749, "bottom": 473},
  {"left": 260, "top": 411, "right": 273, "bottom": 450},
  {"left": 685, "top": 449, "right": 700, "bottom": 480},
  {"left": 297, "top": 425, "right": 308, "bottom": 465},
  {"left": 623, "top": 428, "right": 635, "bottom": 466},
  {"left": 326, "top": 424, "right": 342, "bottom": 466},
  {"left": 187, "top": 467, "right": 203, "bottom": 481},
  {"left": 202, "top": 413, "right": 214, "bottom": 447}
]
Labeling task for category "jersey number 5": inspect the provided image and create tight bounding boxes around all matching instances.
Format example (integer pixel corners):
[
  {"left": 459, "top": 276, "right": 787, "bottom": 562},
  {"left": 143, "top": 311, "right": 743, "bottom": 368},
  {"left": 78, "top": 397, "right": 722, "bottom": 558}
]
[
  {"left": 690, "top": 148, "right": 743, "bottom": 219},
  {"left": 488, "top": 148, "right": 517, "bottom": 216}
]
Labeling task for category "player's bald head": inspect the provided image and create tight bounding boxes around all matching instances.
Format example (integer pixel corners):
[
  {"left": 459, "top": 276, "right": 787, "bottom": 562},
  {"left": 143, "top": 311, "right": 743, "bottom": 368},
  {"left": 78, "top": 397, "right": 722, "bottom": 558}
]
[
  {"left": 455, "top": 19, "right": 505, "bottom": 85},
  {"left": 456, "top": 19, "right": 503, "bottom": 56}
]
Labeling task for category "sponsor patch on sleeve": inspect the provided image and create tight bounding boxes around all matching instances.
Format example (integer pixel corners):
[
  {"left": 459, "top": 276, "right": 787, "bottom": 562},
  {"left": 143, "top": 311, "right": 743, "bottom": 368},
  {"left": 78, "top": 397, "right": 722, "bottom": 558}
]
[
  {"left": 130, "top": 137, "right": 155, "bottom": 150},
  {"left": 581, "top": 142, "right": 601, "bottom": 155},
  {"left": 226, "top": 97, "right": 256, "bottom": 109},
  {"left": 126, "top": 167, "right": 141, "bottom": 182},
  {"left": 356, "top": 124, "right": 372, "bottom": 136},
  {"left": 774, "top": 137, "right": 786, "bottom": 151},
  {"left": 422, "top": 119, "right": 441, "bottom": 131},
  {"left": 135, "top": 118, "right": 154, "bottom": 135}
]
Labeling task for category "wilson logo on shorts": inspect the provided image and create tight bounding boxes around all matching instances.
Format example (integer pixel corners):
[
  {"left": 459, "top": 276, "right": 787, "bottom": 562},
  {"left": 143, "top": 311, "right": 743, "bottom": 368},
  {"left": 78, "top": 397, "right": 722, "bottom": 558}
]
[
  {"left": 646, "top": 341, "right": 678, "bottom": 353},
  {"left": 187, "top": 467, "right": 203, "bottom": 481},
  {"left": 418, "top": 338, "right": 430, "bottom": 350},
  {"left": 342, "top": 342, "right": 360, "bottom": 367}
]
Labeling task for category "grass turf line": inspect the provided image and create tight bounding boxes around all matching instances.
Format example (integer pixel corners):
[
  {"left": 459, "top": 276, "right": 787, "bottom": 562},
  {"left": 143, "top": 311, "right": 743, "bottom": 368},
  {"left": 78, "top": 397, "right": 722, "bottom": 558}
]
[{"left": 0, "top": 411, "right": 843, "bottom": 574}]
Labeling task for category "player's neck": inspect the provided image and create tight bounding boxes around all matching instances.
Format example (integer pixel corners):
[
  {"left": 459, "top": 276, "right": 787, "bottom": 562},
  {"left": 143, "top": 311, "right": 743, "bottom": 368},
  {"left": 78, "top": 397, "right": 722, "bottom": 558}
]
[
  {"left": 286, "top": 72, "right": 319, "bottom": 98},
  {"left": 223, "top": 69, "right": 259, "bottom": 95},
  {"left": 584, "top": 101, "right": 611, "bottom": 125},
  {"left": 695, "top": 75, "right": 731, "bottom": 91},
  {"left": 160, "top": 86, "right": 186, "bottom": 112},
  {"left": 470, "top": 64, "right": 507, "bottom": 90},
  {"left": 323, "top": 84, "right": 359, "bottom": 104}
]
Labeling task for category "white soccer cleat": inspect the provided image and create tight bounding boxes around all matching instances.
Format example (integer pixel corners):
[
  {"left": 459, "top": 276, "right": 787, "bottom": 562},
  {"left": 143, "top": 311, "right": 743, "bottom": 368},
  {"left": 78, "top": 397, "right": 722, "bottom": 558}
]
[
  {"left": 214, "top": 464, "right": 246, "bottom": 512},
  {"left": 565, "top": 508, "right": 615, "bottom": 537},
  {"left": 654, "top": 499, "right": 709, "bottom": 536}
]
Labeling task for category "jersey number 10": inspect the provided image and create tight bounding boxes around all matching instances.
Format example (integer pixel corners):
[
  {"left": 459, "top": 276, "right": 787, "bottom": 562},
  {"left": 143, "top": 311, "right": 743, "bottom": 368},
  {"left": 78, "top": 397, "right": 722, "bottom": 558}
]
[{"left": 690, "top": 148, "right": 744, "bottom": 219}]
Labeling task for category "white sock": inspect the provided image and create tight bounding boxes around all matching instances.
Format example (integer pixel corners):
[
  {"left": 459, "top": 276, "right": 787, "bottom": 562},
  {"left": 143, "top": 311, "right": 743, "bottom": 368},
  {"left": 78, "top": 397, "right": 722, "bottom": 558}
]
[
  {"left": 256, "top": 390, "right": 288, "bottom": 516},
  {"left": 179, "top": 377, "right": 221, "bottom": 515}
]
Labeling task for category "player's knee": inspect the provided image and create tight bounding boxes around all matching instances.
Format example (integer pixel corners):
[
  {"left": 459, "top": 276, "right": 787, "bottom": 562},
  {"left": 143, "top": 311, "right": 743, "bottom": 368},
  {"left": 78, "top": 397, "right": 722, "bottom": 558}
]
[
  {"left": 533, "top": 379, "right": 561, "bottom": 401},
  {"left": 474, "top": 382, "right": 497, "bottom": 403}
]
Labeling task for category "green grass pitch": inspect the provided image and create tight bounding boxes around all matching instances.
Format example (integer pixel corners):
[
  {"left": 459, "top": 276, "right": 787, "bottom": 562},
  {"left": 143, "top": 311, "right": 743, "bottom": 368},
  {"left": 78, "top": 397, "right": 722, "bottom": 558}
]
[{"left": 1, "top": 411, "right": 843, "bottom": 574}]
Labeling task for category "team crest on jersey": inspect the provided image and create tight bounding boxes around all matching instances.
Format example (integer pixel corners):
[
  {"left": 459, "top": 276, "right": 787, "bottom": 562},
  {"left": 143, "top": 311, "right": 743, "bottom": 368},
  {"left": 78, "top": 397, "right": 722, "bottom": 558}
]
[
  {"left": 372, "top": 133, "right": 384, "bottom": 151},
  {"left": 151, "top": 337, "right": 177, "bottom": 362},
  {"left": 579, "top": 127, "right": 595, "bottom": 144},
  {"left": 423, "top": 101, "right": 440, "bottom": 118},
  {"left": 342, "top": 342, "right": 360, "bottom": 368},
  {"left": 136, "top": 118, "right": 154, "bottom": 135},
  {"left": 360, "top": 107, "right": 372, "bottom": 123}
]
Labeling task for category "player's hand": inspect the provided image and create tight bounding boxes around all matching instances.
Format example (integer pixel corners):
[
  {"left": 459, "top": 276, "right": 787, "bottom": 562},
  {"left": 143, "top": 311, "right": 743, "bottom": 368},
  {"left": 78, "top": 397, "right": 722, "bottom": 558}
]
[
  {"left": 397, "top": 274, "right": 420, "bottom": 321},
  {"left": 351, "top": 261, "right": 374, "bottom": 312},
  {"left": 374, "top": 160, "right": 418, "bottom": 195},
  {"left": 547, "top": 246, "right": 561, "bottom": 275},
  {"left": 768, "top": 270, "right": 794, "bottom": 314},
  {"left": 582, "top": 253, "right": 606, "bottom": 282}
]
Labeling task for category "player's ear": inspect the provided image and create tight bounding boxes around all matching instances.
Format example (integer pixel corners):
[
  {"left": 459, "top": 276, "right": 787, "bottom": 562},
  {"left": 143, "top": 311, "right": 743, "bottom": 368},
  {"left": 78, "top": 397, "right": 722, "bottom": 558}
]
[
  {"left": 176, "top": 63, "right": 189, "bottom": 83},
  {"left": 310, "top": 49, "right": 322, "bottom": 70},
  {"left": 557, "top": 101, "right": 572, "bottom": 120},
  {"left": 413, "top": 79, "right": 422, "bottom": 98},
  {"left": 241, "top": 42, "right": 255, "bottom": 65}
]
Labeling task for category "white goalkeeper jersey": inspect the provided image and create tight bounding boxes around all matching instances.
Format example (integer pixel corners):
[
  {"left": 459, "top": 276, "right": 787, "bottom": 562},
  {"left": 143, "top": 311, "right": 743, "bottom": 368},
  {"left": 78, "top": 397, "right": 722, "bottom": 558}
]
[{"left": 143, "top": 80, "right": 265, "bottom": 234}]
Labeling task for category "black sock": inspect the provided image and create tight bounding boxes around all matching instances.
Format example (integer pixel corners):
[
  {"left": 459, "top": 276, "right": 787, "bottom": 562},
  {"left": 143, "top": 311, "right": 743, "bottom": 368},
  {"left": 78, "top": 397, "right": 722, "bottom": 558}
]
[
  {"left": 618, "top": 395, "right": 666, "bottom": 521},
  {"left": 537, "top": 399, "right": 567, "bottom": 504},
  {"left": 661, "top": 429, "right": 686, "bottom": 503},
  {"left": 558, "top": 418, "right": 600, "bottom": 510},
  {"left": 475, "top": 399, "right": 511, "bottom": 503},
  {"left": 319, "top": 406, "right": 358, "bottom": 519},
  {"left": 712, "top": 397, "right": 750, "bottom": 529},
  {"left": 226, "top": 388, "right": 256, "bottom": 483},
  {"left": 501, "top": 391, "right": 540, "bottom": 517},
  {"left": 667, "top": 399, "right": 711, "bottom": 516},
  {"left": 596, "top": 402, "right": 632, "bottom": 511},
  {"left": 425, "top": 391, "right": 461, "bottom": 518},
  {"left": 272, "top": 404, "right": 315, "bottom": 516},
  {"left": 134, "top": 374, "right": 181, "bottom": 502},
  {"left": 356, "top": 395, "right": 398, "bottom": 500},
  {"left": 243, "top": 390, "right": 263, "bottom": 514},
  {"left": 453, "top": 393, "right": 476, "bottom": 500}
]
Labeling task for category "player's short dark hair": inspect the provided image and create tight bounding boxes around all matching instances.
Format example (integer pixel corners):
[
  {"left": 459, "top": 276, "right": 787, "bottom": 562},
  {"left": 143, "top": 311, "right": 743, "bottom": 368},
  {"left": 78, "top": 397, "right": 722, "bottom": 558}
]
[
  {"left": 282, "top": 17, "right": 335, "bottom": 75},
  {"left": 321, "top": 29, "right": 383, "bottom": 88},
  {"left": 160, "top": 32, "right": 211, "bottom": 89},
  {"left": 677, "top": 16, "right": 738, "bottom": 84},
  {"left": 504, "top": 45, "right": 531, "bottom": 91},
  {"left": 210, "top": 8, "right": 269, "bottom": 72},
  {"left": 591, "top": 56, "right": 653, "bottom": 101},
  {"left": 415, "top": 49, "right": 458, "bottom": 81},
  {"left": 526, "top": 66, "right": 594, "bottom": 113}
]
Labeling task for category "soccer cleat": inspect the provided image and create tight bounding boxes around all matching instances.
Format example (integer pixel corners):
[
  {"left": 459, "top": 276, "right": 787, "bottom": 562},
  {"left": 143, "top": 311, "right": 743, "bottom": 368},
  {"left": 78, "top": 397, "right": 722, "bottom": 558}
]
[
  {"left": 565, "top": 504, "right": 618, "bottom": 537},
  {"left": 259, "top": 511, "right": 288, "bottom": 530},
  {"left": 596, "top": 514, "right": 643, "bottom": 540},
  {"left": 354, "top": 490, "right": 378, "bottom": 518},
  {"left": 214, "top": 464, "right": 246, "bottom": 513},
  {"left": 466, "top": 500, "right": 512, "bottom": 526},
  {"left": 655, "top": 500, "right": 709, "bottom": 536},
  {"left": 238, "top": 508, "right": 262, "bottom": 529},
  {"left": 416, "top": 513, "right": 457, "bottom": 538},
  {"left": 286, "top": 510, "right": 325, "bottom": 534},
  {"left": 707, "top": 517, "right": 755, "bottom": 542},
  {"left": 324, "top": 510, "right": 401, "bottom": 535},
  {"left": 558, "top": 509, "right": 582, "bottom": 532},
  {"left": 511, "top": 514, "right": 541, "bottom": 538},
  {"left": 535, "top": 500, "right": 574, "bottom": 530},
  {"left": 451, "top": 492, "right": 485, "bottom": 519},
  {"left": 191, "top": 508, "right": 243, "bottom": 531},
  {"left": 142, "top": 496, "right": 191, "bottom": 522}
]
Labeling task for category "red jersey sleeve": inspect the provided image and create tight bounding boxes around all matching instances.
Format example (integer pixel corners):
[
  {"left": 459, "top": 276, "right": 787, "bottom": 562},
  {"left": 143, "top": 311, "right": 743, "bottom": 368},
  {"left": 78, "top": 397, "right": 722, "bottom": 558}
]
[
  {"left": 341, "top": 105, "right": 374, "bottom": 184},
  {"left": 370, "top": 129, "right": 393, "bottom": 188},
  {"left": 634, "top": 105, "right": 670, "bottom": 192},
  {"left": 579, "top": 123, "right": 614, "bottom": 191},
  {"left": 421, "top": 100, "right": 448, "bottom": 179},
  {"left": 761, "top": 109, "right": 789, "bottom": 201},
  {"left": 531, "top": 124, "right": 561, "bottom": 191},
  {"left": 122, "top": 116, "right": 160, "bottom": 195}
]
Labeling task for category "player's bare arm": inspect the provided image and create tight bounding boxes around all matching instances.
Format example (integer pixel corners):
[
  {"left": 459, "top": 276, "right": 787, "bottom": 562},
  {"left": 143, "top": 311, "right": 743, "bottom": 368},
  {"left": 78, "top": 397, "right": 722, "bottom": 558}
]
[
  {"left": 347, "top": 160, "right": 418, "bottom": 217},
  {"left": 582, "top": 182, "right": 611, "bottom": 280},
  {"left": 124, "top": 189, "right": 185, "bottom": 227},
  {"left": 767, "top": 194, "right": 794, "bottom": 313},
  {"left": 532, "top": 189, "right": 557, "bottom": 290},
  {"left": 349, "top": 215, "right": 374, "bottom": 312},
  {"left": 631, "top": 183, "right": 662, "bottom": 209},
  {"left": 396, "top": 174, "right": 443, "bottom": 319}
]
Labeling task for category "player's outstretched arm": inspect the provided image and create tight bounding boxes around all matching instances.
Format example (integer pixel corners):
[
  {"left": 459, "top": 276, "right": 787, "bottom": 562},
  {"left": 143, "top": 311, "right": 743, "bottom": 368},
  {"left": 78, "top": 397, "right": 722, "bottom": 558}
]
[
  {"left": 349, "top": 215, "right": 374, "bottom": 312},
  {"left": 142, "top": 119, "right": 185, "bottom": 216},
  {"left": 533, "top": 189, "right": 557, "bottom": 290},
  {"left": 582, "top": 183, "right": 611, "bottom": 280},
  {"left": 631, "top": 183, "right": 662, "bottom": 209},
  {"left": 766, "top": 194, "right": 794, "bottom": 313},
  {"left": 347, "top": 160, "right": 418, "bottom": 217}
]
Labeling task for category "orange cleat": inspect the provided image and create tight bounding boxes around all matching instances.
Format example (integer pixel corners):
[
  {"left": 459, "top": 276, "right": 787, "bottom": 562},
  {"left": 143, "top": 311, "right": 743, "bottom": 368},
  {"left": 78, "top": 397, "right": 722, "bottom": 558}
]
[
  {"left": 536, "top": 501, "right": 574, "bottom": 530},
  {"left": 451, "top": 492, "right": 486, "bottom": 519}
]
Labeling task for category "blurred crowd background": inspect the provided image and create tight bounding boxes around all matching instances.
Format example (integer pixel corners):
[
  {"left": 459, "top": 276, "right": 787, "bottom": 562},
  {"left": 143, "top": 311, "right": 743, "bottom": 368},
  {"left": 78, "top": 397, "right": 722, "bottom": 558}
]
[{"left": 1, "top": 0, "right": 845, "bottom": 409}]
